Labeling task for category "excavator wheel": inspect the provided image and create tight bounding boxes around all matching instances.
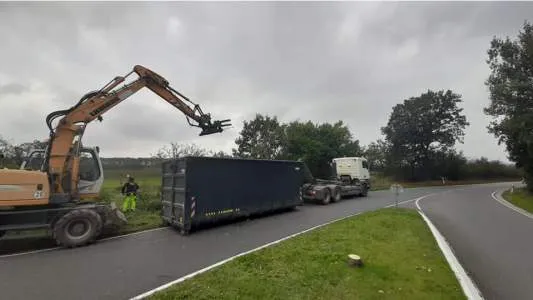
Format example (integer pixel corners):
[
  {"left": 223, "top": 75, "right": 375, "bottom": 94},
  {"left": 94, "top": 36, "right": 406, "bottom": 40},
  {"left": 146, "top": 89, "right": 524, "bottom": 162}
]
[{"left": 52, "top": 208, "right": 103, "bottom": 248}]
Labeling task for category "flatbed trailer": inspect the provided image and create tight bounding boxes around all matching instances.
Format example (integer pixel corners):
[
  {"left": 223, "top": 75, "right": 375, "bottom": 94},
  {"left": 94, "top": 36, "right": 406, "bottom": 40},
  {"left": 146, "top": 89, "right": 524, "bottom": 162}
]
[{"left": 301, "top": 178, "right": 369, "bottom": 205}]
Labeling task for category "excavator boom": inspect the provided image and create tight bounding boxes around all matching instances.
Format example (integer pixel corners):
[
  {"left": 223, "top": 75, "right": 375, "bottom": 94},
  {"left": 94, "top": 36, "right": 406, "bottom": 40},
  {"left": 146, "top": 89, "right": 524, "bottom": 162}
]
[{"left": 42, "top": 65, "right": 231, "bottom": 200}]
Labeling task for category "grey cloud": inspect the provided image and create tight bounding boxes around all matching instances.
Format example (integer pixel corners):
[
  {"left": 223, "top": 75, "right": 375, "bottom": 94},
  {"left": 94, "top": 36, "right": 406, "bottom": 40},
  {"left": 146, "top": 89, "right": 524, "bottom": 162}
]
[
  {"left": 1, "top": 1, "right": 531, "bottom": 160},
  {"left": 0, "top": 83, "right": 27, "bottom": 96}
]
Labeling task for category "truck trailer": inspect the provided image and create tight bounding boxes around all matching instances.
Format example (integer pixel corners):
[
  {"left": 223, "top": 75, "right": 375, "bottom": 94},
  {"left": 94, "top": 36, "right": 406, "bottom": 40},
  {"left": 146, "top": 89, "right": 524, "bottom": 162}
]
[{"left": 160, "top": 156, "right": 309, "bottom": 235}]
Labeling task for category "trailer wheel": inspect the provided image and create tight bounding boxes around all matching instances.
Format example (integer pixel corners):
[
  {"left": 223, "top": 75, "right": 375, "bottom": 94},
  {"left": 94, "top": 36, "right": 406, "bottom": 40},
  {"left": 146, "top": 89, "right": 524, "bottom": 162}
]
[
  {"left": 321, "top": 189, "right": 331, "bottom": 205},
  {"left": 52, "top": 209, "right": 103, "bottom": 248},
  {"left": 332, "top": 188, "right": 341, "bottom": 203}
]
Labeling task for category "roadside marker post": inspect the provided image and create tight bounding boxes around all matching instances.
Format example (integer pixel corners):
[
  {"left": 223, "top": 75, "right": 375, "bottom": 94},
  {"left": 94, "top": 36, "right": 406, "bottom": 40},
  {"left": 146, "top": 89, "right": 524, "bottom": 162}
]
[{"left": 390, "top": 183, "right": 404, "bottom": 208}]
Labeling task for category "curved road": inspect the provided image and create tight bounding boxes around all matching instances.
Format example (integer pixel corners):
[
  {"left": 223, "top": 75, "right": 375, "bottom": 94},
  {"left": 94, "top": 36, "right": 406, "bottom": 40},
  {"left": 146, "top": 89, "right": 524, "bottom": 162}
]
[
  {"left": 0, "top": 182, "right": 517, "bottom": 300},
  {"left": 412, "top": 182, "right": 532, "bottom": 300}
]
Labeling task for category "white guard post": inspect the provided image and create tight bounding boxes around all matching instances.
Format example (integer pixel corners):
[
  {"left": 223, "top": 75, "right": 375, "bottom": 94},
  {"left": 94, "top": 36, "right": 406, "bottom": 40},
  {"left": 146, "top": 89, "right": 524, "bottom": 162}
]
[{"left": 390, "top": 183, "right": 404, "bottom": 208}]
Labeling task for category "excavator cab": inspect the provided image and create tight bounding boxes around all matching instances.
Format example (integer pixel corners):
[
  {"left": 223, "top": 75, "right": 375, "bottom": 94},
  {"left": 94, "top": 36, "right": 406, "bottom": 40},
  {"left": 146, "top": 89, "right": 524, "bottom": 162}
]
[{"left": 21, "top": 146, "right": 104, "bottom": 199}]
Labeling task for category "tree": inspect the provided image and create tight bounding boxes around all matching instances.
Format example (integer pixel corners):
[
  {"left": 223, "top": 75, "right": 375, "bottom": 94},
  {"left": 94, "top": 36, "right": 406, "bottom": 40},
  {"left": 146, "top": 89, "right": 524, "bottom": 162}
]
[
  {"left": 0, "top": 136, "right": 47, "bottom": 167},
  {"left": 211, "top": 150, "right": 233, "bottom": 158},
  {"left": 484, "top": 21, "right": 533, "bottom": 191},
  {"left": 0, "top": 135, "right": 12, "bottom": 157},
  {"left": 429, "top": 149, "right": 468, "bottom": 181},
  {"left": 381, "top": 89, "right": 470, "bottom": 180},
  {"left": 232, "top": 114, "right": 286, "bottom": 159},
  {"left": 283, "top": 120, "right": 362, "bottom": 178},
  {"left": 152, "top": 142, "right": 210, "bottom": 159},
  {"left": 362, "top": 139, "right": 390, "bottom": 172},
  {"left": 11, "top": 139, "right": 48, "bottom": 166}
]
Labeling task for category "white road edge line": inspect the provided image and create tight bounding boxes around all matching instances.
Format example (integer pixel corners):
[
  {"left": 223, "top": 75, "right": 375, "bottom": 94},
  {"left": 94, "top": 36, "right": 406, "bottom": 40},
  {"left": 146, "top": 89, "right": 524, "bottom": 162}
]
[
  {"left": 415, "top": 195, "right": 484, "bottom": 300},
  {"left": 0, "top": 226, "right": 170, "bottom": 259},
  {"left": 130, "top": 195, "right": 427, "bottom": 300},
  {"left": 491, "top": 190, "right": 533, "bottom": 220}
]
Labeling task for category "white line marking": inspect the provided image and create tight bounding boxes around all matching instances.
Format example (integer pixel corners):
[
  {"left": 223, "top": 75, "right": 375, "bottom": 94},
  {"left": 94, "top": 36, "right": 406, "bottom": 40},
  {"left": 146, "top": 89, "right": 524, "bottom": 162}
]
[
  {"left": 130, "top": 194, "right": 437, "bottom": 300},
  {"left": 491, "top": 190, "right": 533, "bottom": 220},
  {"left": 0, "top": 227, "right": 170, "bottom": 259},
  {"left": 416, "top": 194, "right": 484, "bottom": 300},
  {"left": 0, "top": 246, "right": 59, "bottom": 258}
]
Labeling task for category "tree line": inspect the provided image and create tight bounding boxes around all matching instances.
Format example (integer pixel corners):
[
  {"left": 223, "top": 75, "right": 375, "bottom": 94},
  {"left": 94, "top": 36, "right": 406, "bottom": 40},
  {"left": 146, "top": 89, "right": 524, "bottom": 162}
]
[{"left": 0, "top": 21, "right": 531, "bottom": 190}]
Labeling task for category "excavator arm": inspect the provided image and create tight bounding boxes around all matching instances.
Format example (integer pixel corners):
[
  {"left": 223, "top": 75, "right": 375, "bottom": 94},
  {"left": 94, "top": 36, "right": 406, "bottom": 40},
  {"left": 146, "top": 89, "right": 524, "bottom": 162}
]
[{"left": 42, "top": 65, "right": 230, "bottom": 200}]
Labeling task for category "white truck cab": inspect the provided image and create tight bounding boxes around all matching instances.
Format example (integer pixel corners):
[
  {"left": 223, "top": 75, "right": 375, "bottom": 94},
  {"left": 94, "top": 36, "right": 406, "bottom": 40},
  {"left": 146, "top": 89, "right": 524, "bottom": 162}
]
[{"left": 332, "top": 157, "right": 371, "bottom": 188}]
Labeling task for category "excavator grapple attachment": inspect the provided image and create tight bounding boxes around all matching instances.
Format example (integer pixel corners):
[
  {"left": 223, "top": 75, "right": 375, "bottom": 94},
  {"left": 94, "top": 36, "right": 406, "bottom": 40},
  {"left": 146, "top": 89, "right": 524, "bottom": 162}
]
[{"left": 199, "top": 119, "right": 232, "bottom": 136}]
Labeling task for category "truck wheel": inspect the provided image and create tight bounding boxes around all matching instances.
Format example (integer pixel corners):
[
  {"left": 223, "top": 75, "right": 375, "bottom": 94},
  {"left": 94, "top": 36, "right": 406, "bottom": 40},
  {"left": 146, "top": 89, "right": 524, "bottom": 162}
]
[
  {"left": 332, "top": 188, "right": 341, "bottom": 203},
  {"left": 360, "top": 185, "right": 369, "bottom": 197},
  {"left": 52, "top": 209, "right": 103, "bottom": 248},
  {"left": 321, "top": 189, "right": 331, "bottom": 205}
]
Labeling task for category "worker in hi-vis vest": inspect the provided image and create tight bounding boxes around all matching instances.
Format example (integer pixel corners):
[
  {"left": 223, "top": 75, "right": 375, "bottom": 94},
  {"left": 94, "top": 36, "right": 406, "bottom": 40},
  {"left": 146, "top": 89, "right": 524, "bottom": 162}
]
[{"left": 121, "top": 176, "right": 139, "bottom": 212}]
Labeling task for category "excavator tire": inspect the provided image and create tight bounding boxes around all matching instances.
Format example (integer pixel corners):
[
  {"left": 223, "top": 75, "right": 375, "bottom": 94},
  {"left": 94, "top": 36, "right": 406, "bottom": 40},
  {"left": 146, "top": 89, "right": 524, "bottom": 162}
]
[{"left": 52, "top": 208, "right": 103, "bottom": 248}]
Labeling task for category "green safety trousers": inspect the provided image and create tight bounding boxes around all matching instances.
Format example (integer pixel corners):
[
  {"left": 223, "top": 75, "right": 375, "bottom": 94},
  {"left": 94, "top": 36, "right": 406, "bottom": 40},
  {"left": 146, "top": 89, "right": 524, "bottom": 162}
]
[{"left": 122, "top": 193, "right": 137, "bottom": 212}]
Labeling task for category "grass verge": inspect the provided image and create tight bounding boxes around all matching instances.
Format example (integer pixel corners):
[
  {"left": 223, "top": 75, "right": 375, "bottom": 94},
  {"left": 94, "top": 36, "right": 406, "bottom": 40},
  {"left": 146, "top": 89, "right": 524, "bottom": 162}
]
[
  {"left": 502, "top": 187, "right": 533, "bottom": 214},
  {"left": 149, "top": 208, "right": 465, "bottom": 300}
]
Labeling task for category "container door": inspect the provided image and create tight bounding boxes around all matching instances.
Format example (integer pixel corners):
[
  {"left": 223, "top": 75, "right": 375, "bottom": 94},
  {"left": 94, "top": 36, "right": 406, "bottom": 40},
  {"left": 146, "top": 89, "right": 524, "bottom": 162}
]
[
  {"left": 172, "top": 172, "right": 187, "bottom": 226},
  {"left": 161, "top": 169, "right": 175, "bottom": 224},
  {"left": 161, "top": 160, "right": 186, "bottom": 226}
]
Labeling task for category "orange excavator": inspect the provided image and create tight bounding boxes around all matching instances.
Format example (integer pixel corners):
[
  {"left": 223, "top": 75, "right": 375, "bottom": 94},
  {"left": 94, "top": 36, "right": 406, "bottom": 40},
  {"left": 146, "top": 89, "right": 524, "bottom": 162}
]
[{"left": 0, "top": 65, "right": 230, "bottom": 247}]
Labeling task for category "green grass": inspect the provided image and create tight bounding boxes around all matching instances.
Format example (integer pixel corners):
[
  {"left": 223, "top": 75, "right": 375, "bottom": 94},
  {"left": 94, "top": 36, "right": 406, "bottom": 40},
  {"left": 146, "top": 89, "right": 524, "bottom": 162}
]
[
  {"left": 150, "top": 208, "right": 465, "bottom": 300},
  {"left": 502, "top": 188, "right": 533, "bottom": 214}
]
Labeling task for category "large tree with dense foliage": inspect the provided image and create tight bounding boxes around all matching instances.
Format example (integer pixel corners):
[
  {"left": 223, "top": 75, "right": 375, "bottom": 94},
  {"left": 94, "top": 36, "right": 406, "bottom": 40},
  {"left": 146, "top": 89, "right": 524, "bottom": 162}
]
[
  {"left": 362, "top": 139, "right": 390, "bottom": 172},
  {"left": 232, "top": 114, "right": 286, "bottom": 160},
  {"left": 381, "top": 89, "right": 469, "bottom": 180},
  {"left": 282, "top": 120, "right": 362, "bottom": 178},
  {"left": 232, "top": 115, "right": 362, "bottom": 178},
  {"left": 484, "top": 21, "right": 533, "bottom": 191}
]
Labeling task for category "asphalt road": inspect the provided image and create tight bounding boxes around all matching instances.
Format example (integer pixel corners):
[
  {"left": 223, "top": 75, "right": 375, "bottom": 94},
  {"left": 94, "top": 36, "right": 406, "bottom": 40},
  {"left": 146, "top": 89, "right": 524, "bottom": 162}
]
[
  {"left": 412, "top": 182, "right": 532, "bottom": 300},
  {"left": 0, "top": 183, "right": 512, "bottom": 300}
]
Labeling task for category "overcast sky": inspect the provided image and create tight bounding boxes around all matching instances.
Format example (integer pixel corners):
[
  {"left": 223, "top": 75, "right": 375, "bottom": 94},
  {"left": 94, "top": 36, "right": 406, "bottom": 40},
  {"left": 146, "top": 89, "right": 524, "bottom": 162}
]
[{"left": 0, "top": 1, "right": 531, "bottom": 161}]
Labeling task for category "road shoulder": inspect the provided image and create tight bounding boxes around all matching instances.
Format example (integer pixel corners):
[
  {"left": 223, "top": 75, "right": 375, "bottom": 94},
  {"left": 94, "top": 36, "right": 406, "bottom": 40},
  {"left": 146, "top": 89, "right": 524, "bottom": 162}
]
[
  {"left": 497, "top": 187, "right": 533, "bottom": 218},
  {"left": 415, "top": 195, "right": 484, "bottom": 300}
]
